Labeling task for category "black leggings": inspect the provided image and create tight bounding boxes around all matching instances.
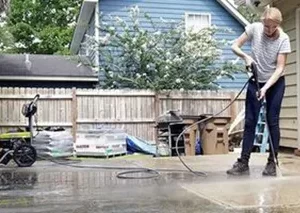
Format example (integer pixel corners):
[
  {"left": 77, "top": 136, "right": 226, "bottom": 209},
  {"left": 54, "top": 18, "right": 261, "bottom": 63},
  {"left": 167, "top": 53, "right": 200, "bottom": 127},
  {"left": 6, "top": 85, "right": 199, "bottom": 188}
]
[{"left": 241, "top": 77, "right": 285, "bottom": 162}]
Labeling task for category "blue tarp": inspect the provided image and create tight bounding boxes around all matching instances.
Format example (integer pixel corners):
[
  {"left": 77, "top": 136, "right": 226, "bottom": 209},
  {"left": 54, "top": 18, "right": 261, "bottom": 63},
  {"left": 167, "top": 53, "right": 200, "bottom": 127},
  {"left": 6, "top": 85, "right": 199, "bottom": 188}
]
[{"left": 126, "top": 135, "right": 156, "bottom": 155}]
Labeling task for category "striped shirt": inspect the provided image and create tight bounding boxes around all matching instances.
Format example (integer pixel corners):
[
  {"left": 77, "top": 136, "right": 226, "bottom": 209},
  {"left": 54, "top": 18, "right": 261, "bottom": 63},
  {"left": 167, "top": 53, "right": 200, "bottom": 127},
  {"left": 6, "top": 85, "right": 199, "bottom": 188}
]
[{"left": 245, "top": 22, "right": 291, "bottom": 82}]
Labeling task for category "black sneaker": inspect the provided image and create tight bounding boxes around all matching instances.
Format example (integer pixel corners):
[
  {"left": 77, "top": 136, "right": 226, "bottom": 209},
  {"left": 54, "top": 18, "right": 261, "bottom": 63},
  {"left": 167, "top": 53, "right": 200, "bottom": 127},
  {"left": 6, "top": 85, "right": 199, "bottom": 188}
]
[
  {"left": 262, "top": 161, "right": 276, "bottom": 176},
  {"left": 226, "top": 159, "right": 249, "bottom": 175}
]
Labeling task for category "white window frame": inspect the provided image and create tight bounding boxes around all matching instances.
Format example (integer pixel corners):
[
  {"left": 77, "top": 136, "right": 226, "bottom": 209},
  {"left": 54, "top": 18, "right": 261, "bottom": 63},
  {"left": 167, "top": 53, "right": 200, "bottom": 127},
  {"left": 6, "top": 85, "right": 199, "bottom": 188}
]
[{"left": 185, "top": 12, "right": 211, "bottom": 33}]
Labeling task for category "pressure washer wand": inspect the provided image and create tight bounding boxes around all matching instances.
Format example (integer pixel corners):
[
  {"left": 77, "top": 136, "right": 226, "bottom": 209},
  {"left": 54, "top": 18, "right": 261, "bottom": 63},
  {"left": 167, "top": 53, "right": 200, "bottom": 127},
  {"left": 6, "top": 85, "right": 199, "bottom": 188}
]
[{"left": 247, "top": 63, "right": 261, "bottom": 97}]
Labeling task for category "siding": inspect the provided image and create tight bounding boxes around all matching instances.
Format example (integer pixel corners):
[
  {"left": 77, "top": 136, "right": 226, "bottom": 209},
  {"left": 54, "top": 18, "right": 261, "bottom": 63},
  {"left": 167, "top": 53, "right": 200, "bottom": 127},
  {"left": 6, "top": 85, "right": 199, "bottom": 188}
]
[
  {"left": 98, "top": 0, "right": 250, "bottom": 90},
  {"left": 274, "top": 0, "right": 299, "bottom": 148}
]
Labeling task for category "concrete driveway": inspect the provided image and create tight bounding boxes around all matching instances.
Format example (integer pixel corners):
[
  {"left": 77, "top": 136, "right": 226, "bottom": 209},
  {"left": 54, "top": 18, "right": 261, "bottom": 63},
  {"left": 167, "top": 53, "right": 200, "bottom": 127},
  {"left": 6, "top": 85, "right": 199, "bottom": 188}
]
[{"left": 0, "top": 153, "right": 300, "bottom": 213}]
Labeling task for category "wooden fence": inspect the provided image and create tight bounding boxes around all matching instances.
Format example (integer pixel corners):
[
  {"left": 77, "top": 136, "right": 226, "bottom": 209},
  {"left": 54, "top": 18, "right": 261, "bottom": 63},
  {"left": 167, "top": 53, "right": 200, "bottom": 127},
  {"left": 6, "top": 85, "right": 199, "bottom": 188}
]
[{"left": 0, "top": 87, "right": 246, "bottom": 141}]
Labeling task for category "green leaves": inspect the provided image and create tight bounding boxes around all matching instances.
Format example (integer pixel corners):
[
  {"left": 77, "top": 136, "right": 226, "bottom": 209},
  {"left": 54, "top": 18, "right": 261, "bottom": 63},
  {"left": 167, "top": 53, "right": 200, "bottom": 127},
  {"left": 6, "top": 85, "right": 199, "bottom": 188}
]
[
  {"left": 237, "top": 5, "right": 261, "bottom": 23},
  {"left": 0, "top": 25, "right": 14, "bottom": 52},
  {"left": 37, "top": 26, "right": 73, "bottom": 54},
  {"left": 9, "top": 0, "right": 80, "bottom": 27},
  {"left": 1, "top": 0, "right": 81, "bottom": 54}
]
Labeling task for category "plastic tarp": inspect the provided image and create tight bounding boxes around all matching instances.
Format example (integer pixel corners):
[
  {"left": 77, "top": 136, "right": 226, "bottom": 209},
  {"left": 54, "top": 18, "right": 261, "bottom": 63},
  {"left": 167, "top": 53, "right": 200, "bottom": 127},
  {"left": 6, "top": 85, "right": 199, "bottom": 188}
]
[
  {"left": 126, "top": 135, "right": 156, "bottom": 155},
  {"left": 33, "top": 130, "right": 74, "bottom": 158}
]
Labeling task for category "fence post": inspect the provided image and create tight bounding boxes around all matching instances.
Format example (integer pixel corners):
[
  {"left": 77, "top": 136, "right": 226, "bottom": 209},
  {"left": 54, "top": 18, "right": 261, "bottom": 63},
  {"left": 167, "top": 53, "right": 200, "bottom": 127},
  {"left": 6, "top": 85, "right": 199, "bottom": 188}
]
[
  {"left": 71, "top": 87, "right": 78, "bottom": 143},
  {"left": 154, "top": 91, "right": 160, "bottom": 156}
]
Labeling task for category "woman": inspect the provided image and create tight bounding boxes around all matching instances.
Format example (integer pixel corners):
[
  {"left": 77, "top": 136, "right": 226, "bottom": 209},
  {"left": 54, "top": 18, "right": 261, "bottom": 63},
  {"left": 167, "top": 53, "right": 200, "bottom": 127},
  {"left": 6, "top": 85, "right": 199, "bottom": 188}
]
[{"left": 226, "top": 7, "right": 291, "bottom": 176}]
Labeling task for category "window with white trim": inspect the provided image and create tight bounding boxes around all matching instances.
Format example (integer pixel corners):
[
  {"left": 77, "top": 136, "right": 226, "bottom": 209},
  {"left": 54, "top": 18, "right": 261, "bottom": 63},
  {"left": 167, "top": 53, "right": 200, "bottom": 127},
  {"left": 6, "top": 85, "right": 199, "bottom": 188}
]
[{"left": 185, "top": 13, "right": 211, "bottom": 33}]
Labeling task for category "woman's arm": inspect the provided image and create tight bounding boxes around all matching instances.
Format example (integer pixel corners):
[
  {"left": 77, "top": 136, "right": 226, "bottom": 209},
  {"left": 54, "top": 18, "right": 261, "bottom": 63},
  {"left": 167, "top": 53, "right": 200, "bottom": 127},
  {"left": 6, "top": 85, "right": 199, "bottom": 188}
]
[
  {"left": 258, "top": 53, "right": 287, "bottom": 100},
  {"left": 231, "top": 32, "right": 254, "bottom": 66}
]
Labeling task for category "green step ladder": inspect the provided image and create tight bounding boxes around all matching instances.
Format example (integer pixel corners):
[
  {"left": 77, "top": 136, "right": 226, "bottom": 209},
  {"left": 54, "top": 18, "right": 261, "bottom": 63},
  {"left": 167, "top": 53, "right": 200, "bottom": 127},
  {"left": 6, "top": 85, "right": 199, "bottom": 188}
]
[{"left": 254, "top": 101, "right": 269, "bottom": 153}]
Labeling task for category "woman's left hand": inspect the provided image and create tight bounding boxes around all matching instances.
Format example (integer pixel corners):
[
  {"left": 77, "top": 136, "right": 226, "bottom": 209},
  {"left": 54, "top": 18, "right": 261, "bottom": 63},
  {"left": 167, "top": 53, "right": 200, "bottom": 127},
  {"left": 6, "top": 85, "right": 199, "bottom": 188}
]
[{"left": 258, "top": 87, "right": 267, "bottom": 101}]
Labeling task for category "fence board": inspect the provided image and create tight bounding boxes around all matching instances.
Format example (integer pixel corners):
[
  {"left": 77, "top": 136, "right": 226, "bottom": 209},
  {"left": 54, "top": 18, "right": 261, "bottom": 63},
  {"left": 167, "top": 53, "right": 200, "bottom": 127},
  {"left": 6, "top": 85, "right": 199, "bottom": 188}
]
[{"left": 0, "top": 87, "right": 246, "bottom": 141}]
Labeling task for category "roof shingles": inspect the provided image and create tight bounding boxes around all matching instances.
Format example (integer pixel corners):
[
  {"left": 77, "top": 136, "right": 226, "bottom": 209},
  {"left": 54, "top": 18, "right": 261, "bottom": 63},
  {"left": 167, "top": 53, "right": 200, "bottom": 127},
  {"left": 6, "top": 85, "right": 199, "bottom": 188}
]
[{"left": 0, "top": 54, "right": 96, "bottom": 78}]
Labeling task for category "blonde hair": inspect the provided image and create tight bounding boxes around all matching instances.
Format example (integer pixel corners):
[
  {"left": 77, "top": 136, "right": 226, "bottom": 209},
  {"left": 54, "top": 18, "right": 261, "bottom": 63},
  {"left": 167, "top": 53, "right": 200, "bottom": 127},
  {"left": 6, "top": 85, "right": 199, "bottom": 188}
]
[{"left": 261, "top": 7, "right": 283, "bottom": 24}]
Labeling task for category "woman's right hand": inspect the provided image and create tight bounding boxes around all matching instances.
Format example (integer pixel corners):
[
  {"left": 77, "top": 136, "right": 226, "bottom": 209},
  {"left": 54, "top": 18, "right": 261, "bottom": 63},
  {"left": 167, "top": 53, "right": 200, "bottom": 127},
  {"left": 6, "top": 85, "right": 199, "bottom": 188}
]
[{"left": 244, "top": 55, "right": 255, "bottom": 67}]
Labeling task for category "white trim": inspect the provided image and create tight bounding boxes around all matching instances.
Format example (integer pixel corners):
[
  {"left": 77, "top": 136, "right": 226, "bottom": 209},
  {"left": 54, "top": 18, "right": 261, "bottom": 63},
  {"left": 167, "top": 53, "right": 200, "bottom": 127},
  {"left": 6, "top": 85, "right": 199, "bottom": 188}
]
[
  {"left": 216, "top": 0, "right": 250, "bottom": 26},
  {"left": 296, "top": 8, "right": 300, "bottom": 149},
  {"left": 0, "top": 76, "right": 98, "bottom": 82},
  {"left": 234, "top": 0, "right": 245, "bottom": 5},
  {"left": 70, "top": 0, "right": 98, "bottom": 54},
  {"left": 94, "top": 1, "right": 100, "bottom": 72}
]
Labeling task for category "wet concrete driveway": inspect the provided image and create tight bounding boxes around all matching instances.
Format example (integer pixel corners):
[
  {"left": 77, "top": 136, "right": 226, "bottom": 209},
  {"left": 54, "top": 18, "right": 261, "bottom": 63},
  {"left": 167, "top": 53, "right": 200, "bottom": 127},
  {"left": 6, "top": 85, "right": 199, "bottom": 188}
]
[{"left": 1, "top": 153, "right": 300, "bottom": 213}]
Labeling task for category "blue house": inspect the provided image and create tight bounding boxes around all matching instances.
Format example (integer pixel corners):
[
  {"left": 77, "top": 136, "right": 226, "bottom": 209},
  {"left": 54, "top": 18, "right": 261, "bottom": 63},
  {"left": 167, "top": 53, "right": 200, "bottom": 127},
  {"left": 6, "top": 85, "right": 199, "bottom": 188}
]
[{"left": 70, "top": 0, "right": 251, "bottom": 90}]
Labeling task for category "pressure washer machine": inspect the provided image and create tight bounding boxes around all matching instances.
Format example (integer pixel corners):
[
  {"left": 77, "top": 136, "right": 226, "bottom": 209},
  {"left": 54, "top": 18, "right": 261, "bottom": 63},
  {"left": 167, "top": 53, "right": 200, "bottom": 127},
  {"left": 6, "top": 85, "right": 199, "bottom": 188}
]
[{"left": 0, "top": 94, "right": 39, "bottom": 167}]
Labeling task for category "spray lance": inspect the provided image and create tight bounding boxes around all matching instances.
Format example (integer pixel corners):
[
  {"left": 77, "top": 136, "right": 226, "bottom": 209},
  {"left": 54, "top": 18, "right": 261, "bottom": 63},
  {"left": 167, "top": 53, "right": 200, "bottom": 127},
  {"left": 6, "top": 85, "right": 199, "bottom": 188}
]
[{"left": 246, "top": 63, "right": 282, "bottom": 176}]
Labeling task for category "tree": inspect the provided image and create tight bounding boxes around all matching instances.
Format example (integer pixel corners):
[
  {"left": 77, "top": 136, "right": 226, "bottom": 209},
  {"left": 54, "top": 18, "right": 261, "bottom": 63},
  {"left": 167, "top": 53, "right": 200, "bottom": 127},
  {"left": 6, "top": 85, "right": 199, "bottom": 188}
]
[
  {"left": 0, "top": 25, "right": 14, "bottom": 52},
  {"left": 3, "top": 0, "right": 81, "bottom": 54},
  {"left": 0, "top": 0, "right": 13, "bottom": 53},
  {"left": 0, "top": 0, "right": 9, "bottom": 13},
  {"left": 238, "top": 5, "right": 261, "bottom": 23},
  {"left": 85, "top": 6, "right": 241, "bottom": 90}
]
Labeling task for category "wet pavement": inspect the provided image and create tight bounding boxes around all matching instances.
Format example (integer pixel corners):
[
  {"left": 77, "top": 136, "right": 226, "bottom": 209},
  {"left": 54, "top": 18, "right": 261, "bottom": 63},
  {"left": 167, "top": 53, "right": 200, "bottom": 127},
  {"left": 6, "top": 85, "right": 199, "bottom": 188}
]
[{"left": 1, "top": 153, "right": 300, "bottom": 213}]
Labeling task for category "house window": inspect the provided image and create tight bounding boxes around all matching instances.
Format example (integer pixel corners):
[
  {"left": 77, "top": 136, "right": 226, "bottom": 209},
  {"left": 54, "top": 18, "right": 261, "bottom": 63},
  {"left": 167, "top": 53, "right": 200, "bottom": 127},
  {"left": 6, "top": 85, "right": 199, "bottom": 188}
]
[{"left": 185, "top": 13, "right": 211, "bottom": 33}]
